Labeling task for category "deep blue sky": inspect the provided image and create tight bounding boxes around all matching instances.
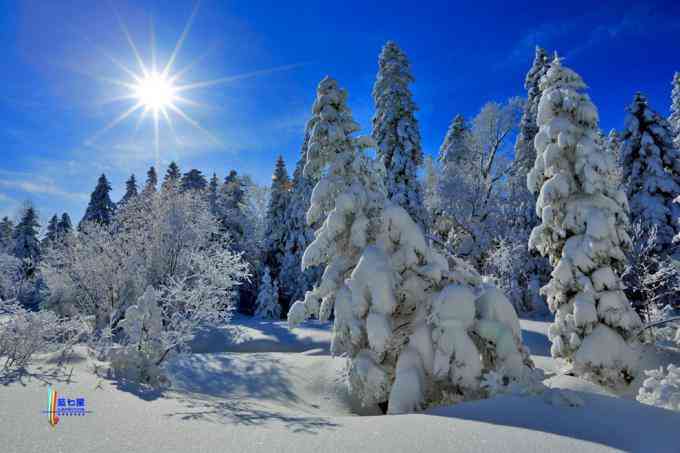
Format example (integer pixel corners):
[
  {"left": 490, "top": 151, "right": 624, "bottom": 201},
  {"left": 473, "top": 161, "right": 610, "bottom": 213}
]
[{"left": 1, "top": 0, "right": 679, "bottom": 226}]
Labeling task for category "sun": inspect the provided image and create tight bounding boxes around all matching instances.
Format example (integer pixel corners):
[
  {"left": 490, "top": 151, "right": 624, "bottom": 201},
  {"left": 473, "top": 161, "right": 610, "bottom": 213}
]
[
  {"left": 134, "top": 71, "right": 176, "bottom": 112},
  {"left": 87, "top": 3, "right": 303, "bottom": 167}
]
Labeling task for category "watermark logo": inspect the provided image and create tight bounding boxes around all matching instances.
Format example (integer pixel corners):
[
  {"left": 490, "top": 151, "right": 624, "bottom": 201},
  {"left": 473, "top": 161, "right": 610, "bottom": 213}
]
[{"left": 44, "top": 387, "right": 90, "bottom": 427}]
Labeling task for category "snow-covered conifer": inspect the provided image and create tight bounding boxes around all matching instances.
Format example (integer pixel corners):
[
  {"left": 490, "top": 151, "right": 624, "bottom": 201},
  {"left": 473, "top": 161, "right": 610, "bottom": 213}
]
[
  {"left": 13, "top": 204, "right": 41, "bottom": 263},
  {"left": 512, "top": 46, "right": 550, "bottom": 185},
  {"left": 217, "top": 170, "right": 247, "bottom": 247},
  {"left": 621, "top": 93, "right": 680, "bottom": 253},
  {"left": 208, "top": 173, "right": 220, "bottom": 215},
  {"left": 527, "top": 56, "right": 642, "bottom": 385},
  {"left": 372, "top": 41, "right": 426, "bottom": 226},
  {"left": 162, "top": 162, "right": 181, "bottom": 191},
  {"left": 438, "top": 115, "right": 469, "bottom": 170},
  {"left": 279, "top": 124, "right": 323, "bottom": 304},
  {"left": 289, "top": 76, "right": 535, "bottom": 414},
  {"left": 207, "top": 173, "right": 219, "bottom": 215},
  {"left": 0, "top": 217, "right": 14, "bottom": 252},
  {"left": 57, "top": 213, "right": 72, "bottom": 239},
  {"left": 263, "top": 156, "right": 291, "bottom": 281},
  {"left": 80, "top": 174, "right": 116, "bottom": 228},
  {"left": 143, "top": 166, "right": 158, "bottom": 194},
  {"left": 44, "top": 214, "right": 59, "bottom": 245},
  {"left": 670, "top": 72, "right": 680, "bottom": 147},
  {"left": 181, "top": 169, "right": 208, "bottom": 192},
  {"left": 119, "top": 174, "right": 139, "bottom": 206},
  {"left": 254, "top": 267, "right": 280, "bottom": 319}
]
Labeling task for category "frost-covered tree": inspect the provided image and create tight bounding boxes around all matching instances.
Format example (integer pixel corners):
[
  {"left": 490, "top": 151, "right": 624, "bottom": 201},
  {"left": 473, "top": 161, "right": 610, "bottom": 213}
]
[
  {"left": 623, "top": 222, "right": 680, "bottom": 318},
  {"left": 279, "top": 123, "right": 323, "bottom": 305},
  {"left": 181, "top": 169, "right": 208, "bottom": 192},
  {"left": 263, "top": 156, "right": 291, "bottom": 281},
  {"left": 0, "top": 216, "right": 14, "bottom": 252},
  {"left": 637, "top": 364, "right": 680, "bottom": 412},
  {"left": 254, "top": 267, "right": 280, "bottom": 319},
  {"left": 288, "top": 76, "right": 536, "bottom": 414},
  {"left": 372, "top": 41, "right": 426, "bottom": 226},
  {"left": 162, "top": 162, "right": 181, "bottom": 191},
  {"left": 143, "top": 166, "right": 158, "bottom": 194},
  {"left": 527, "top": 56, "right": 642, "bottom": 385},
  {"left": 670, "top": 72, "right": 680, "bottom": 148},
  {"left": 436, "top": 99, "right": 523, "bottom": 265},
  {"left": 621, "top": 93, "right": 680, "bottom": 253},
  {"left": 80, "top": 174, "right": 116, "bottom": 228},
  {"left": 42, "top": 189, "right": 249, "bottom": 341},
  {"left": 119, "top": 174, "right": 139, "bottom": 206}
]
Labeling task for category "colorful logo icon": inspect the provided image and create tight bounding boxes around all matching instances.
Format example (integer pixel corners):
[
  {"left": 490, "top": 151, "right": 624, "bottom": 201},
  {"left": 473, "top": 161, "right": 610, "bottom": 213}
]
[
  {"left": 47, "top": 387, "right": 60, "bottom": 427},
  {"left": 45, "top": 387, "right": 89, "bottom": 428}
]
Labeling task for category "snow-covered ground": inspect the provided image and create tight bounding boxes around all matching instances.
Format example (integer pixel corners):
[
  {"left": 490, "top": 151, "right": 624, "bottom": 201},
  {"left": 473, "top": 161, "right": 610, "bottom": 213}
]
[{"left": 1, "top": 316, "right": 679, "bottom": 453}]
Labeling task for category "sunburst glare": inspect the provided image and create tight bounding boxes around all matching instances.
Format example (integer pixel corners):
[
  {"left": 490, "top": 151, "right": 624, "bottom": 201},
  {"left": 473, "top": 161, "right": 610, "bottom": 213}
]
[{"left": 87, "top": 2, "right": 303, "bottom": 166}]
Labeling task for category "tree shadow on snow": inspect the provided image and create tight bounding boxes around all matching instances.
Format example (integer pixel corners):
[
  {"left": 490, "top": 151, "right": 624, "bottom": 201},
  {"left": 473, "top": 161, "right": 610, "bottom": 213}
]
[
  {"left": 520, "top": 329, "right": 551, "bottom": 357},
  {"left": 162, "top": 352, "right": 339, "bottom": 433},
  {"left": 164, "top": 398, "right": 340, "bottom": 434},
  {"left": 190, "top": 318, "right": 331, "bottom": 354},
  {"left": 425, "top": 392, "right": 680, "bottom": 452}
]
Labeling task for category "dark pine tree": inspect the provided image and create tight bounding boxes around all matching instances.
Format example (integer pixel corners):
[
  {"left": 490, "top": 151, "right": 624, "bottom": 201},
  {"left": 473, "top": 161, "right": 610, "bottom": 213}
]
[
  {"left": 162, "top": 161, "right": 182, "bottom": 191},
  {"left": 143, "top": 166, "right": 158, "bottom": 194},
  {"left": 43, "top": 214, "right": 60, "bottom": 245},
  {"left": 208, "top": 173, "right": 219, "bottom": 215},
  {"left": 80, "top": 174, "right": 116, "bottom": 229},
  {"left": 181, "top": 168, "right": 208, "bottom": 192},
  {"left": 13, "top": 204, "right": 41, "bottom": 263},
  {"left": 119, "top": 174, "right": 139, "bottom": 205},
  {"left": 0, "top": 216, "right": 14, "bottom": 252}
]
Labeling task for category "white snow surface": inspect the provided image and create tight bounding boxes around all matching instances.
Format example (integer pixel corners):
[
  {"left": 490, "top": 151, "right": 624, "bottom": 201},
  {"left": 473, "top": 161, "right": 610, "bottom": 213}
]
[{"left": 2, "top": 316, "right": 679, "bottom": 453}]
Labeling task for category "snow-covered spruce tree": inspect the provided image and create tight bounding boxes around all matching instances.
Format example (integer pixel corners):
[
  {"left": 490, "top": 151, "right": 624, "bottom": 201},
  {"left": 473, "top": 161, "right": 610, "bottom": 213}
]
[
  {"left": 372, "top": 41, "right": 427, "bottom": 227},
  {"left": 263, "top": 156, "right": 291, "bottom": 281},
  {"left": 119, "top": 174, "right": 139, "bottom": 206},
  {"left": 216, "top": 170, "right": 260, "bottom": 313},
  {"left": 13, "top": 204, "right": 41, "bottom": 263},
  {"left": 511, "top": 46, "right": 550, "bottom": 191},
  {"left": 12, "top": 204, "right": 43, "bottom": 310},
  {"left": 181, "top": 168, "right": 208, "bottom": 192},
  {"left": 162, "top": 161, "right": 181, "bottom": 191},
  {"left": 57, "top": 213, "right": 73, "bottom": 239},
  {"left": 288, "top": 76, "right": 535, "bottom": 414},
  {"left": 0, "top": 216, "right": 14, "bottom": 252},
  {"left": 80, "top": 174, "right": 116, "bottom": 228},
  {"left": 621, "top": 93, "right": 680, "bottom": 253},
  {"left": 492, "top": 47, "right": 552, "bottom": 313},
  {"left": 254, "top": 267, "right": 280, "bottom": 319},
  {"left": 44, "top": 214, "right": 59, "bottom": 245},
  {"left": 143, "top": 166, "right": 158, "bottom": 195},
  {"left": 527, "top": 56, "right": 642, "bottom": 385},
  {"left": 438, "top": 115, "right": 469, "bottom": 169},
  {"left": 605, "top": 129, "right": 623, "bottom": 188},
  {"left": 670, "top": 72, "right": 680, "bottom": 148},
  {"left": 279, "top": 123, "right": 323, "bottom": 305},
  {"left": 207, "top": 173, "right": 219, "bottom": 215}
]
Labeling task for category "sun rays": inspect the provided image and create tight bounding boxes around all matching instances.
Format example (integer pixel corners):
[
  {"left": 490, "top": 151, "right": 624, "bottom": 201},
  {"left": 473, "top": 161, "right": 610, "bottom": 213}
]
[{"left": 86, "top": 2, "right": 302, "bottom": 166}]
